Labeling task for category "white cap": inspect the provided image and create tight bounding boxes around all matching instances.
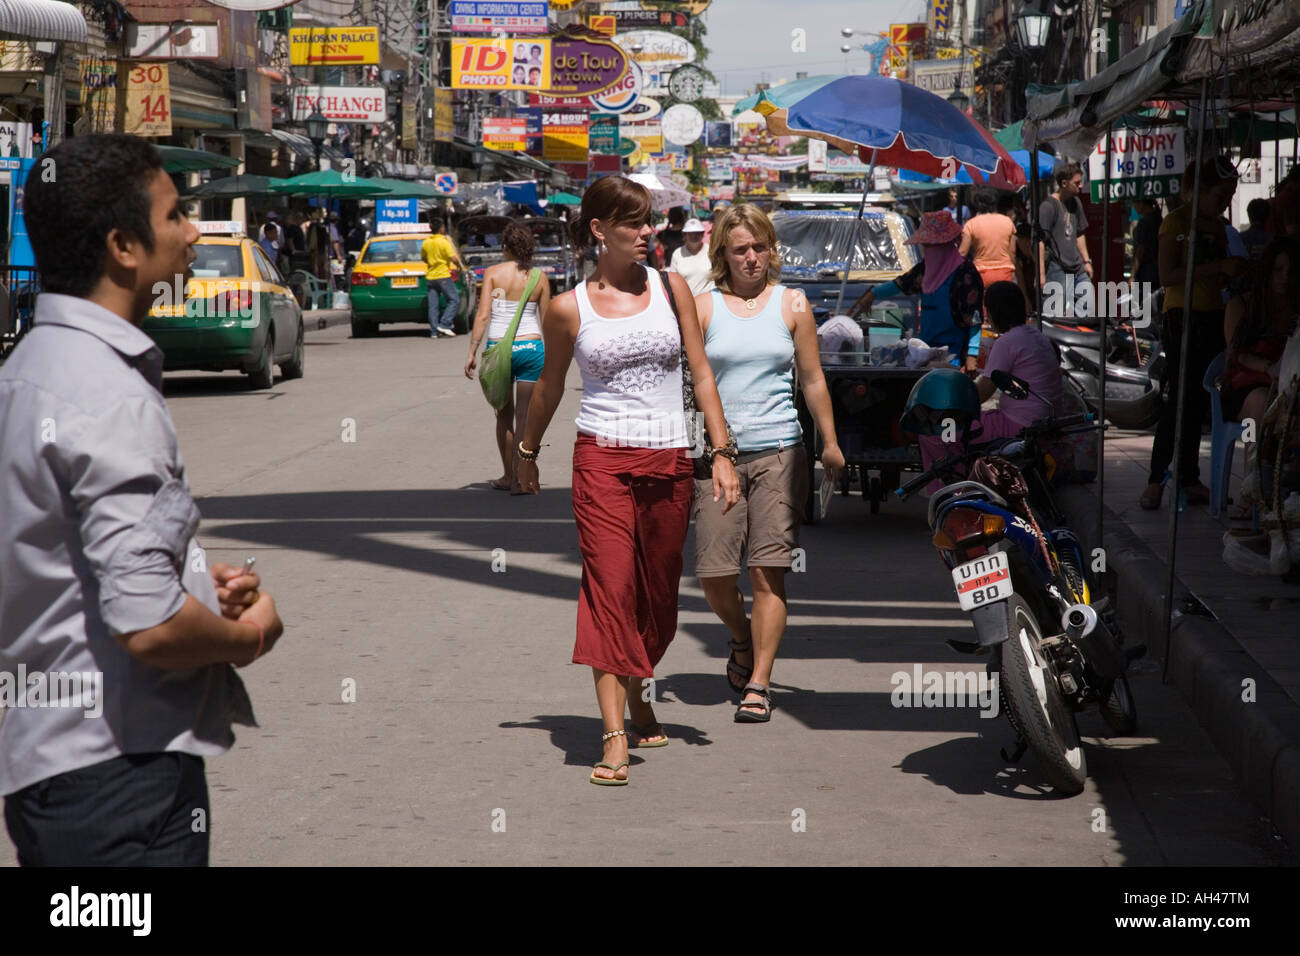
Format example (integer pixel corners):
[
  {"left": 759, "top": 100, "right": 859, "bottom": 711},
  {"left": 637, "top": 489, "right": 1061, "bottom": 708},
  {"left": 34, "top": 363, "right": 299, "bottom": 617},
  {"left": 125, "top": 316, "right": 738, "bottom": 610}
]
[{"left": 683, "top": 218, "right": 705, "bottom": 233}]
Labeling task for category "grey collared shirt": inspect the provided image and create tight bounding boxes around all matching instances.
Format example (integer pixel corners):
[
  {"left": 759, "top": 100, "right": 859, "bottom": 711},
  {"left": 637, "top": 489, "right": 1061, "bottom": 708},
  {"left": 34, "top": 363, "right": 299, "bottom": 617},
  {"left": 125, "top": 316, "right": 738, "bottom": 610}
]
[{"left": 0, "top": 293, "right": 254, "bottom": 796}]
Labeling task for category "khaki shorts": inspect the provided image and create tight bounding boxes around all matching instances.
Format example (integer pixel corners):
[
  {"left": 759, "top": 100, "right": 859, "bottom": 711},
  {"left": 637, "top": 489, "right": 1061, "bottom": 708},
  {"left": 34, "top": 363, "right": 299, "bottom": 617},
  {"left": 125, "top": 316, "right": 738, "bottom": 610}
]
[{"left": 694, "top": 444, "right": 808, "bottom": 576}]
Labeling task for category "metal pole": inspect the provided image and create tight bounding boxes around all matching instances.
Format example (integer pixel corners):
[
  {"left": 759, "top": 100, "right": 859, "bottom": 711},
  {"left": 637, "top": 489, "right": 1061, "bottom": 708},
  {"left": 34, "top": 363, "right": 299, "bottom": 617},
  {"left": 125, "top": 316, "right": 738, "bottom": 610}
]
[
  {"left": 1030, "top": 147, "right": 1041, "bottom": 323},
  {"left": 1098, "top": 123, "right": 1112, "bottom": 545},
  {"left": 1161, "top": 77, "right": 1210, "bottom": 683},
  {"left": 834, "top": 146, "right": 878, "bottom": 315}
]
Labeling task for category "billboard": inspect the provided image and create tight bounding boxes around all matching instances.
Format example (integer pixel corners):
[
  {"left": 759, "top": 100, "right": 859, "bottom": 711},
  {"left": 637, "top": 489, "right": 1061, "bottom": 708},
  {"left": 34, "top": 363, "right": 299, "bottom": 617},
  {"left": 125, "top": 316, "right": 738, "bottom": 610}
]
[
  {"left": 483, "top": 117, "right": 529, "bottom": 152},
  {"left": 542, "top": 111, "right": 590, "bottom": 162},
  {"left": 291, "top": 87, "right": 388, "bottom": 123},
  {"left": 453, "top": 38, "right": 552, "bottom": 90},
  {"left": 289, "top": 27, "right": 380, "bottom": 66},
  {"left": 449, "top": 1, "right": 549, "bottom": 34}
]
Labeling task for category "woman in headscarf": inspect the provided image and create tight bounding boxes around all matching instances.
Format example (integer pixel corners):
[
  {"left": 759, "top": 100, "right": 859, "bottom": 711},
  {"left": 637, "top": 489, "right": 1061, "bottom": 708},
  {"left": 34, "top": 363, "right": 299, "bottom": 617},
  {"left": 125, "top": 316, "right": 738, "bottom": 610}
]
[{"left": 849, "top": 210, "right": 984, "bottom": 370}]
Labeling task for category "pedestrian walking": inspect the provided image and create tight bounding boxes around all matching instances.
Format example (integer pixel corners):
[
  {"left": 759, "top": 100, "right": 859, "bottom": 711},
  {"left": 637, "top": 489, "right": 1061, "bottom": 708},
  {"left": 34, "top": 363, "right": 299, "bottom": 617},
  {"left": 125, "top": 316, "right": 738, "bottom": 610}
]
[
  {"left": 306, "top": 208, "right": 332, "bottom": 287},
  {"left": 668, "top": 217, "right": 714, "bottom": 295},
  {"left": 1140, "top": 156, "right": 1249, "bottom": 510},
  {"left": 959, "top": 190, "right": 1017, "bottom": 289},
  {"left": 464, "top": 220, "right": 551, "bottom": 493},
  {"left": 658, "top": 206, "right": 688, "bottom": 265},
  {"left": 692, "top": 203, "right": 844, "bottom": 721},
  {"left": 1038, "top": 163, "right": 1094, "bottom": 319},
  {"left": 0, "top": 133, "right": 285, "bottom": 866},
  {"left": 515, "top": 175, "right": 739, "bottom": 786},
  {"left": 944, "top": 187, "right": 971, "bottom": 226},
  {"left": 259, "top": 221, "right": 280, "bottom": 263},
  {"left": 423, "top": 214, "right": 466, "bottom": 338}
]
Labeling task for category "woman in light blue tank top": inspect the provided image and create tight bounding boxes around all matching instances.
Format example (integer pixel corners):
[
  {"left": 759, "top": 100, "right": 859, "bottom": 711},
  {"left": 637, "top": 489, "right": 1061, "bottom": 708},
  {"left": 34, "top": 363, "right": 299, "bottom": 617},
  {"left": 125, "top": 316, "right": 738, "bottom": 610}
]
[{"left": 691, "top": 204, "right": 845, "bottom": 723}]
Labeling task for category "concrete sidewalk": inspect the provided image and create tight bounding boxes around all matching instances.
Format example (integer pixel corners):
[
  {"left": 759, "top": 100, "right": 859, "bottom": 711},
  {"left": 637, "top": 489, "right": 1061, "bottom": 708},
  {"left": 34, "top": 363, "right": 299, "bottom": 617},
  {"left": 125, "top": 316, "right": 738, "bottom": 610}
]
[{"left": 1057, "top": 429, "right": 1300, "bottom": 852}]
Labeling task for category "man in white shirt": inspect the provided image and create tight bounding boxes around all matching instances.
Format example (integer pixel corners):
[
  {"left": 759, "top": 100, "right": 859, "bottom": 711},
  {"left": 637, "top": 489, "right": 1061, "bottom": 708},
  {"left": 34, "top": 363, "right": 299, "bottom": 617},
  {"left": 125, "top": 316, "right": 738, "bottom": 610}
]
[{"left": 668, "top": 218, "right": 715, "bottom": 296}]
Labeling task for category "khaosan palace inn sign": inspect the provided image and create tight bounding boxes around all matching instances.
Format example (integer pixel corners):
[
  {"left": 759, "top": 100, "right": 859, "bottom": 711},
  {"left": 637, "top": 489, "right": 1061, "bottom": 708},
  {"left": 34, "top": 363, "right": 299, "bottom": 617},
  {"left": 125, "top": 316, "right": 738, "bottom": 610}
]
[{"left": 292, "top": 88, "right": 388, "bottom": 124}]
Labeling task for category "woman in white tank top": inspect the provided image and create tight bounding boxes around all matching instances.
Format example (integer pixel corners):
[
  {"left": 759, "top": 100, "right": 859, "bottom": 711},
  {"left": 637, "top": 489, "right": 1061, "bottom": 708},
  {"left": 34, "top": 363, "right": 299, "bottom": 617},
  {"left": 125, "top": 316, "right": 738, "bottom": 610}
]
[
  {"left": 464, "top": 221, "right": 551, "bottom": 492},
  {"left": 516, "top": 176, "right": 739, "bottom": 787}
]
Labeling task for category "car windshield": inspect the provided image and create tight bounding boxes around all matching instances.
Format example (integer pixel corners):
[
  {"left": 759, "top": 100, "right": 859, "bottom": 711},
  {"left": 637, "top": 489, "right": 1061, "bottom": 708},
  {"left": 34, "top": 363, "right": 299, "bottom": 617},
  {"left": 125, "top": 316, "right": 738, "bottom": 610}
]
[
  {"left": 190, "top": 244, "right": 244, "bottom": 278},
  {"left": 771, "top": 211, "right": 915, "bottom": 278},
  {"left": 361, "top": 239, "right": 427, "bottom": 263}
]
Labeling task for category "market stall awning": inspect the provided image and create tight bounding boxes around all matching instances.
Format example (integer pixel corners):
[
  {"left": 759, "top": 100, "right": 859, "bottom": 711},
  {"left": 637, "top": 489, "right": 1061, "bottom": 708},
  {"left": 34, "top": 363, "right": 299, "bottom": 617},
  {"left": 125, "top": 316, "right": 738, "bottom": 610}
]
[
  {"left": 0, "top": 0, "right": 87, "bottom": 42},
  {"left": 1178, "top": 0, "right": 1300, "bottom": 84},
  {"left": 1025, "top": 8, "right": 1202, "bottom": 156}
]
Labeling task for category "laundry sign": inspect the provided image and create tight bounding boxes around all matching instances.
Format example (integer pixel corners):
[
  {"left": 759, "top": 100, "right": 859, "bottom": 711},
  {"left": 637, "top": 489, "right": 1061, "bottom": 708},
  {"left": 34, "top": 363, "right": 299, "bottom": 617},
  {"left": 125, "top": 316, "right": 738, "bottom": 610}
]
[{"left": 291, "top": 87, "right": 388, "bottom": 124}]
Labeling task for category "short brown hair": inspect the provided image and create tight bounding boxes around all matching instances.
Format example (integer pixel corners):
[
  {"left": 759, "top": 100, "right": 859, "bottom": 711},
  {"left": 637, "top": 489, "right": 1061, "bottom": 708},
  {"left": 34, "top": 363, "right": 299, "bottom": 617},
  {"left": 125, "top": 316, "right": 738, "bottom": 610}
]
[
  {"left": 569, "top": 175, "right": 652, "bottom": 251},
  {"left": 1054, "top": 163, "right": 1083, "bottom": 188},
  {"left": 502, "top": 220, "right": 535, "bottom": 266},
  {"left": 708, "top": 203, "right": 782, "bottom": 292}
]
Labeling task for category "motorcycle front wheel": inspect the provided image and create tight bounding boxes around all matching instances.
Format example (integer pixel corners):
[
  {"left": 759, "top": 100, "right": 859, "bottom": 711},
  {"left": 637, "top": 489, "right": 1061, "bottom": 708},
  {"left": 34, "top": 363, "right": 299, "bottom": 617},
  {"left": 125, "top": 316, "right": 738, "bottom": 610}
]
[{"left": 997, "top": 595, "right": 1088, "bottom": 795}]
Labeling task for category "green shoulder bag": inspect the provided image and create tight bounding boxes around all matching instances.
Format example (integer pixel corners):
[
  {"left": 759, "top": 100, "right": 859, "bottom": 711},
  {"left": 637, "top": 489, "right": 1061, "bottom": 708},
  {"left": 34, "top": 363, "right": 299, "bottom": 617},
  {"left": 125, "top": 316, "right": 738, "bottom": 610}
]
[{"left": 478, "top": 268, "right": 542, "bottom": 411}]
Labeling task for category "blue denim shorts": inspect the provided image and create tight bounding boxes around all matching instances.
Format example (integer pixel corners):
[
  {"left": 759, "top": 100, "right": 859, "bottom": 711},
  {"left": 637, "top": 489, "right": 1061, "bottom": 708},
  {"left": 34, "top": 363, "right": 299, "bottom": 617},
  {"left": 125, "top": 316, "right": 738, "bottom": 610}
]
[{"left": 485, "top": 338, "right": 545, "bottom": 383}]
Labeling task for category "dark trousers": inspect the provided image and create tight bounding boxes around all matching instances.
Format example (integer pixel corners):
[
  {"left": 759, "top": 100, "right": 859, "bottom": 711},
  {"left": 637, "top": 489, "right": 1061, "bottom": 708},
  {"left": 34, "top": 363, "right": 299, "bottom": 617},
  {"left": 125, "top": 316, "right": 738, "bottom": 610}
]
[
  {"left": 1148, "top": 308, "right": 1225, "bottom": 485},
  {"left": 4, "top": 753, "right": 209, "bottom": 866}
]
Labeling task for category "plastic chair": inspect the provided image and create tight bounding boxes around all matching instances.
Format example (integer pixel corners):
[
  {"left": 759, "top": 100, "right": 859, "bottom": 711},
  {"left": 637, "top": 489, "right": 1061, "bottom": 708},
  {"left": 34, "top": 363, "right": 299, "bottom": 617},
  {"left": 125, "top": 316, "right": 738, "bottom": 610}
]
[{"left": 1203, "top": 352, "right": 1245, "bottom": 517}]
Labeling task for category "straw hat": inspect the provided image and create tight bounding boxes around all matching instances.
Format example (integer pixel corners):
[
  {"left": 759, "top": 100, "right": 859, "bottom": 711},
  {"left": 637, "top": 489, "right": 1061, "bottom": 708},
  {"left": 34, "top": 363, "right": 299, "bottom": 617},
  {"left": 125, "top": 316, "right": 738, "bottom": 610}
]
[{"left": 906, "top": 210, "right": 963, "bottom": 246}]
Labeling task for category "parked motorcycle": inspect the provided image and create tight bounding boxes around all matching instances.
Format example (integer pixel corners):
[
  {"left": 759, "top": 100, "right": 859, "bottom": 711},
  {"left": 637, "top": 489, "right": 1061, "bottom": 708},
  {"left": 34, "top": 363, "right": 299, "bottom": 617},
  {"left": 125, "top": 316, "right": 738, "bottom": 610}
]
[
  {"left": 897, "top": 369, "right": 1140, "bottom": 795},
  {"left": 1039, "top": 301, "right": 1166, "bottom": 431}
]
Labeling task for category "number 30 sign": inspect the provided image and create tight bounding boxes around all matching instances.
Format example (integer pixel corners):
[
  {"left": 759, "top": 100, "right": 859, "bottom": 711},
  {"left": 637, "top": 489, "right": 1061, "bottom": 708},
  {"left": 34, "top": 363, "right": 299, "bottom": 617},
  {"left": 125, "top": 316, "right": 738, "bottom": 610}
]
[{"left": 125, "top": 63, "right": 172, "bottom": 138}]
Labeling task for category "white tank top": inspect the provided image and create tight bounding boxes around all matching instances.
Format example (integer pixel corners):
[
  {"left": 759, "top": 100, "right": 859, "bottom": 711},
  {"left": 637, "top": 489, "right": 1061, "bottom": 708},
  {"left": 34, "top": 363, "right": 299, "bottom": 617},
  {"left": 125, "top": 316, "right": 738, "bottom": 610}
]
[
  {"left": 572, "top": 264, "right": 688, "bottom": 449},
  {"left": 488, "top": 298, "right": 541, "bottom": 339}
]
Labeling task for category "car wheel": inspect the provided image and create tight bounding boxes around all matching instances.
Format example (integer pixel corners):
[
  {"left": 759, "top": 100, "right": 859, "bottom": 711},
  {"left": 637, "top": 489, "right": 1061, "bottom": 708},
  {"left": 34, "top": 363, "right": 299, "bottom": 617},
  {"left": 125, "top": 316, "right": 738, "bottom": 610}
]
[
  {"left": 280, "top": 320, "right": 305, "bottom": 379},
  {"left": 247, "top": 332, "right": 274, "bottom": 390}
]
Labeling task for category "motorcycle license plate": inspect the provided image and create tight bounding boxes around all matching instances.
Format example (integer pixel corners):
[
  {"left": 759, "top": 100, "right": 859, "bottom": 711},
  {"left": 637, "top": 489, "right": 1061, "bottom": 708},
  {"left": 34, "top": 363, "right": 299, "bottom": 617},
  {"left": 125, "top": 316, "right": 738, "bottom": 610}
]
[
  {"left": 391, "top": 276, "right": 418, "bottom": 288},
  {"left": 951, "top": 552, "right": 1013, "bottom": 610}
]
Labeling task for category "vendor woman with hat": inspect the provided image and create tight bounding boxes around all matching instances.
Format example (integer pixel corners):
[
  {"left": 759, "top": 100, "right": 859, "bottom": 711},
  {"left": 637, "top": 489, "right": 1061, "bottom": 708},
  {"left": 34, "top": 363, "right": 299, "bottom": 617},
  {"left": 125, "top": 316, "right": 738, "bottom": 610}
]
[{"left": 849, "top": 210, "right": 984, "bottom": 370}]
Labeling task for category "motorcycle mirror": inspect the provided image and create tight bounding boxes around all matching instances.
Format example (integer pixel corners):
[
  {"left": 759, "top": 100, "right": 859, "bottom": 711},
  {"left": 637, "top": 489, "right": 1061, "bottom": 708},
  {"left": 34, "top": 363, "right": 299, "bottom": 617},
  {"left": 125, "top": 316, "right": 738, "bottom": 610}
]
[{"left": 990, "top": 370, "right": 1031, "bottom": 400}]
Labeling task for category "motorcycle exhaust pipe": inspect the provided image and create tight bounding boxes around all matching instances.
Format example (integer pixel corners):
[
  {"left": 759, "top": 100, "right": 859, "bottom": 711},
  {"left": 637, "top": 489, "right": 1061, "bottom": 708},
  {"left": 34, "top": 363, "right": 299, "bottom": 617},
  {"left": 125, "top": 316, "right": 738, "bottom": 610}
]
[{"left": 1061, "top": 604, "right": 1126, "bottom": 680}]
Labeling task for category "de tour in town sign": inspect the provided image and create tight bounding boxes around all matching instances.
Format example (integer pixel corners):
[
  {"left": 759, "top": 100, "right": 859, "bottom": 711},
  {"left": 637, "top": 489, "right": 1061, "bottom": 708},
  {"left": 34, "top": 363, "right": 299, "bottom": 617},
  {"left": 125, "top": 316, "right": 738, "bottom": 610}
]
[{"left": 546, "top": 27, "right": 629, "bottom": 96}]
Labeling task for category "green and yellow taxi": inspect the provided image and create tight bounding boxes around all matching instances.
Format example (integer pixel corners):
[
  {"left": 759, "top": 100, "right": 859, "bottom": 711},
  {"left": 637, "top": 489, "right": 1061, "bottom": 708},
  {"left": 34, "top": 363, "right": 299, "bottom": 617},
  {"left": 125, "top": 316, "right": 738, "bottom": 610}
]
[
  {"left": 143, "top": 221, "right": 305, "bottom": 390},
  {"left": 347, "top": 227, "right": 476, "bottom": 337}
]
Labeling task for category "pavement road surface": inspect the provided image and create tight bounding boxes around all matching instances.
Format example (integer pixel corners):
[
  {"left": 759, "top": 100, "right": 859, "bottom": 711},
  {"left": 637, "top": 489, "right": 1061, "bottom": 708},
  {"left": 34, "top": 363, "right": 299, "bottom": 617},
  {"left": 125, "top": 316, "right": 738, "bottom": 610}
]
[{"left": 1, "top": 323, "right": 1286, "bottom": 866}]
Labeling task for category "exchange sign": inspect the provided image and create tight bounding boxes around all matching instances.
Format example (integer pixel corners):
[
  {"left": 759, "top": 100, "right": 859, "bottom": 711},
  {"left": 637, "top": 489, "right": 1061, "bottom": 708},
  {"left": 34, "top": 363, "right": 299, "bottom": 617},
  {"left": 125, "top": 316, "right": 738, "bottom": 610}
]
[
  {"left": 291, "top": 87, "right": 387, "bottom": 124},
  {"left": 483, "top": 117, "right": 529, "bottom": 152}
]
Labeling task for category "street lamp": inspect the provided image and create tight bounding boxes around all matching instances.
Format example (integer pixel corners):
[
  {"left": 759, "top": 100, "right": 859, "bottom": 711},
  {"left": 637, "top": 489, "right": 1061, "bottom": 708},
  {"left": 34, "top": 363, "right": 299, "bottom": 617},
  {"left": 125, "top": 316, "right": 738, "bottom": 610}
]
[
  {"left": 1015, "top": 1, "right": 1053, "bottom": 50},
  {"left": 947, "top": 76, "right": 970, "bottom": 113},
  {"left": 305, "top": 107, "right": 328, "bottom": 171}
]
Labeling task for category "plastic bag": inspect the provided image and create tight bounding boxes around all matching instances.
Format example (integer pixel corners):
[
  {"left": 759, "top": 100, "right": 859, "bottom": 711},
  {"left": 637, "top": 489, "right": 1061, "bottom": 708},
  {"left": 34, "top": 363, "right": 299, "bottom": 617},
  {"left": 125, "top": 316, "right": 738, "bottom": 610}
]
[
  {"left": 817, "top": 314, "right": 863, "bottom": 365},
  {"left": 904, "top": 337, "right": 950, "bottom": 369}
]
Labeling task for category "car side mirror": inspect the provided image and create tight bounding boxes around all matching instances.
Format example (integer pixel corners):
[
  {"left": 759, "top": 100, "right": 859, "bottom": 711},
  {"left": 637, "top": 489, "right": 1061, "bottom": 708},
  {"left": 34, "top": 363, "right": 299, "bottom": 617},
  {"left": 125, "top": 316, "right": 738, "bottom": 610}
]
[{"left": 990, "top": 369, "right": 1030, "bottom": 400}]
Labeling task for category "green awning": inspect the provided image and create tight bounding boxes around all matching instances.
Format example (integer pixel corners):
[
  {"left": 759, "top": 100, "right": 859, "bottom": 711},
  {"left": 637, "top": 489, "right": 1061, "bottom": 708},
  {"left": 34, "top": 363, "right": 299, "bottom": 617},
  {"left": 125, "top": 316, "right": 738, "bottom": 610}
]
[
  {"left": 157, "top": 146, "right": 241, "bottom": 174},
  {"left": 359, "top": 177, "right": 446, "bottom": 199},
  {"left": 181, "top": 174, "right": 284, "bottom": 198}
]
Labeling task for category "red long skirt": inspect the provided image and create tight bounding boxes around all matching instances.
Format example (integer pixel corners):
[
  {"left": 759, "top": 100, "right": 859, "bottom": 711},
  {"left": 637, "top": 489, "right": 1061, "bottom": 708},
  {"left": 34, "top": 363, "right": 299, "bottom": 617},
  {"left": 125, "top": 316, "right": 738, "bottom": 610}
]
[{"left": 571, "top": 434, "right": 694, "bottom": 678}]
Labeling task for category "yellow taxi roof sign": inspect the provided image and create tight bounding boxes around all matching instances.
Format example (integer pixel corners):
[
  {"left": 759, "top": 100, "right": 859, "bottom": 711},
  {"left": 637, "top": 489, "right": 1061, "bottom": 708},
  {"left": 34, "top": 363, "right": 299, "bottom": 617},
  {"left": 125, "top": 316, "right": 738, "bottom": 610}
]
[{"left": 195, "top": 220, "right": 245, "bottom": 236}]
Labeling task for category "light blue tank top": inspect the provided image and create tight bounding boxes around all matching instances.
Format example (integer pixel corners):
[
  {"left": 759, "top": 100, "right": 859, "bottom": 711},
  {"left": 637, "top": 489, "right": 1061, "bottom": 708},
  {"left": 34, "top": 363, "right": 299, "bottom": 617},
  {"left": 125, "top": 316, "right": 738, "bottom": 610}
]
[{"left": 705, "top": 286, "right": 803, "bottom": 451}]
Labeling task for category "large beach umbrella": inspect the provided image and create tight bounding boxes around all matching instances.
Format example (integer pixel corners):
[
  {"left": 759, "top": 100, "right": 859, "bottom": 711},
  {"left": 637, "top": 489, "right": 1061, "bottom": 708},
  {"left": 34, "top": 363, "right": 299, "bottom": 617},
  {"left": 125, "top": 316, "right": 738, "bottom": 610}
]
[
  {"left": 157, "top": 146, "right": 242, "bottom": 174},
  {"left": 628, "top": 172, "right": 692, "bottom": 213},
  {"left": 736, "top": 74, "right": 1027, "bottom": 189},
  {"left": 181, "top": 174, "right": 285, "bottom": 199},
  {"left": 360, "top": 177, "right": 448, "bottom": 199},
  {"left": 735, "top": 74, "right": 1027, "bottom": 311},
  {"left": 267, "top": 169, "right": 397, "bottom": 199}
]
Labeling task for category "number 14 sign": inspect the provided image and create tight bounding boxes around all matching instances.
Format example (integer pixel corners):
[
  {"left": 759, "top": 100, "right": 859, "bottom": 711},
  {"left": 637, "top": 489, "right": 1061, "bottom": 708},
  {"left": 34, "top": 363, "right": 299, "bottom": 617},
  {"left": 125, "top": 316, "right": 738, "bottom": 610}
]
[{"left": 124, "top": 63, "right": 171, "bottom": 137}]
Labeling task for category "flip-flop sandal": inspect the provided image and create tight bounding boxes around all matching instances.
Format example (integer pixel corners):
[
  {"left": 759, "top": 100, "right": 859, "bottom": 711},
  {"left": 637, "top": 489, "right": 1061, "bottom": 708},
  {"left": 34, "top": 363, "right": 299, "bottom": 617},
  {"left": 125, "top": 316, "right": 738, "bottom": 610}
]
[
  {"left": 589, "top": 761, "right": 629, "bottom": 786},
  {"left": 630, "top": 722, "right": 669, "bottom": 748},
  {"left": 489, "top": 479, "right": 511, "bottom": 491},
  {"left": 1138, "top": 486, "right": 1163, "bottom": 510},
  {"left": 727, "top": 636, "right": 753, "bottom": 695},
  {"left": 734, "top": 682, "right": 772, "bottom": 723}
]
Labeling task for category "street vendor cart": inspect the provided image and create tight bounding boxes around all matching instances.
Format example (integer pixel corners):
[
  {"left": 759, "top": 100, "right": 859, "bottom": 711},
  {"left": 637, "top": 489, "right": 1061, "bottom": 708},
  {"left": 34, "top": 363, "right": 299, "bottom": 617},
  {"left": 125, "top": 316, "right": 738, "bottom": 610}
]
[{"left": 800, "top": 299, "right": 936, "bottom": 521}]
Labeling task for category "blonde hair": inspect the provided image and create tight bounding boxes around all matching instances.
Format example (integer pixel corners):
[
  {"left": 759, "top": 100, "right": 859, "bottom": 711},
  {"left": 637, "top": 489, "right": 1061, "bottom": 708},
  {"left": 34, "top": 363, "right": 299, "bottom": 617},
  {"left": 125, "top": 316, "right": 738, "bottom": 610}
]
[{"left": 709, "top": 203, "right": 782, "bottom": 292}]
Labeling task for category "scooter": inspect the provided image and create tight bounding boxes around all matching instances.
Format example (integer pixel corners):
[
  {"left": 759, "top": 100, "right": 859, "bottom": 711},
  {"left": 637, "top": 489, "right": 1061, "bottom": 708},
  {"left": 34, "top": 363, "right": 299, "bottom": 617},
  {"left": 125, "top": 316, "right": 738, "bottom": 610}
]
[
  {"left": 898, "top": 371, "right": 1141, "bottom": 794},
  {"left": 1039, "top": 302, "right": 1166, "bottom": 431}
]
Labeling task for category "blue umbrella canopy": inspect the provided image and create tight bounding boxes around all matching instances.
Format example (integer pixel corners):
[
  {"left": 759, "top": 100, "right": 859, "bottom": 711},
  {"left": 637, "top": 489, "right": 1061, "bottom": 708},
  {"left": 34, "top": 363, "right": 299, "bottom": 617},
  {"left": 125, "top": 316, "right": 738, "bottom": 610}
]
[{"left": 736, "top": 74, "right": 1026, "bottom": 189}]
